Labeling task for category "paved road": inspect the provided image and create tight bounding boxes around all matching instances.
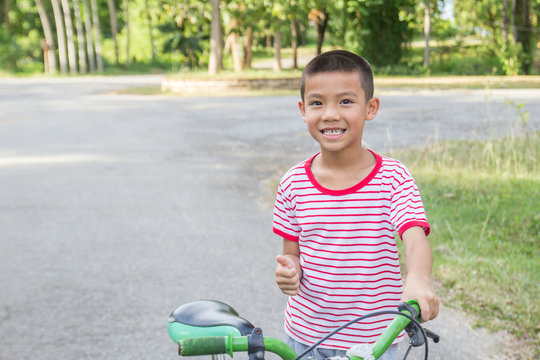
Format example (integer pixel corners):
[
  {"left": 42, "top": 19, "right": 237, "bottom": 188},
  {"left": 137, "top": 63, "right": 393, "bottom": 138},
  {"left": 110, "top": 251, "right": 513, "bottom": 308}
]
[{"left": 0, "top": 76, "right": 538, "bottom": 360}]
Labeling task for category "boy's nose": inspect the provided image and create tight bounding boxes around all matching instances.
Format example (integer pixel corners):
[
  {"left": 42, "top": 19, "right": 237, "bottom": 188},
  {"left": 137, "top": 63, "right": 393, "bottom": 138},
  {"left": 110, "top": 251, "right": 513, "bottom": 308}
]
[{"left": 322, "top": 105, "right": 340, "bottom": 121}]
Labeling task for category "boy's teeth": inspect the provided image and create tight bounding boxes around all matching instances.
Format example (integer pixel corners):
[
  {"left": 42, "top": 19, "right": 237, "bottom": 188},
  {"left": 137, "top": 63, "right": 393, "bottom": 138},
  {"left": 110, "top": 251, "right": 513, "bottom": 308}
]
[{"left": 323, "top": 129, "right": 345, "bottom": 135}]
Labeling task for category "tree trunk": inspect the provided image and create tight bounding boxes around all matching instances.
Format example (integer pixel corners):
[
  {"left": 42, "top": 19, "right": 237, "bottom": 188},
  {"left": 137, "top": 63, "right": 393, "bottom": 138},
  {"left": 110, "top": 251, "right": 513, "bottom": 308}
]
[
  {"left": 60, "top": 0, "right": 77, "bottom": 74},
  {"left": 72, "top": 0, "right": 87, "bottom": 73},
  {"left": 90, "top": 0, "right": 103, "bottom": 71},
  {"left": 108, "top": 0, "right": 119, "bottom": 65},
  {"left": 291, "top": 17, "right": 298, "bottom": 70},
  {"left": 316, "top": 10, "right": 328, "bottom": 55},
  {"left": 208, "top": 0, "right": 223, "bottom": 75},
  {"left": 423, "top": 0, "right": 431, "bottom": 69},
  {"left": 144, "top": 0, "right": 156, "bottom": 60},
  {"left": 511, "top": 0, "right": 518, "bottom": 41},
  {"left": 273, "top": 21, "right": 282, "bottom": 71},
  {"left": 36, "top": 0, "right": 57, "bottom": 74},
  {"left": 229, "top": 32, "right": 242, "bottom": 72},
  {"left": 242, "top": 26, "right": 253, "bottom": 69},
  {"left": 81, "top": 0, "right": 95, "bottom": 71},
  {"left": 125, "top": 0, "right": 130, "bottom": 66},
  {"left": 51, "top": 0, "right": 67, "bottom": 74},
  {"left": 519, "top": 0, "right": 531, "bottom": 74}
]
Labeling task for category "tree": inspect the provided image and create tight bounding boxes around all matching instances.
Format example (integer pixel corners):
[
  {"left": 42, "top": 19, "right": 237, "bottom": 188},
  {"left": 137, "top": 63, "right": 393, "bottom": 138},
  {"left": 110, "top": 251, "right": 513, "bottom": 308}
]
[
  {"left": 3, "top": 0, "right": 10, "bottom": 35},
  {"left": 108, "top": 0, "right": 119, "bottom": 64},
  {"left": 36, "top": 0, "right": 57, "bottom": 73},
  {"left": 512, "top": 0, "right": 533, "bottom": 73},
  {"left": 125, "top": 0, "right": 130, "bottom": 65},
  {"left": 144, "top": 0, "right": 156, "bottom": 60},
  {"left": 90, "top": 0, "right": 103, "bottom": 71},
  {"left": 423, "top": 0, "right": 431, "bottom": 68},
  {"left": 208, "top": 0, "right": 223, "bottom": 75},
  {"left": 60, "top": 0, "right": 77, "bottom": 73},
  {"left": 309, "top": 7, "right": 329, "bottom": 55},
  {"left": 350, "top": 1, "right": 413, "bottom": 68},
  {"left": 454, "top": 0, "right": 536, "bottom": 74},
  {"left": 72, "top": 0, "right": 87, "bottom": 73},
  {"left": 51, "top": 0, "right": 67, "bottom": 73},
  {"left": 81, "top": 0, "right": 96, "bottom": 71}
]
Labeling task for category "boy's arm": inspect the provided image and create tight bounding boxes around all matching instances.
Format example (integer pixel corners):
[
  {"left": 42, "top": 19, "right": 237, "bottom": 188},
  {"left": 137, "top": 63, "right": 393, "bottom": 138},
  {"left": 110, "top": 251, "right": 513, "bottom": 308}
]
[
  {"left": 275, "top": 238, "right": 303, "bottom": 296},
  {"left": 401, "top": 226, "right": 440, "bottom": 322}
]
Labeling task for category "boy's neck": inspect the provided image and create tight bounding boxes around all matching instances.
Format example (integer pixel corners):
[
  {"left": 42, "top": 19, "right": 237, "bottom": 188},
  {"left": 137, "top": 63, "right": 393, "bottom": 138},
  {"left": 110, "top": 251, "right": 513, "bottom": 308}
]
[
  {"left": 318, "top": 147, "right": 373, "bottom": 171},
  {"left": 311, "top": 148, "right": 376, "bottom": 190}
]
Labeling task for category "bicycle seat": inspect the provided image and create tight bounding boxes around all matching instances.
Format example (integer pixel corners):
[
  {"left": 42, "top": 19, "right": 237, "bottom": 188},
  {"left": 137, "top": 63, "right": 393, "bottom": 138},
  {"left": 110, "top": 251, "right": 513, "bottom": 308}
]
[{"left": 168, "top": 300, "right": 255, "bottom": 338}]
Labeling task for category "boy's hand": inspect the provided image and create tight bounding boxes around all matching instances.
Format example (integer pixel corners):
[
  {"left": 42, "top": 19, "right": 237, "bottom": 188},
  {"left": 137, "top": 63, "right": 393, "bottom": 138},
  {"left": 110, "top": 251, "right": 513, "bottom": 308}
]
[
  {"left": 401, "top": 274, "right": 440, "bottom": 322},
  {"left": 275, "top": 255, "right": 302, "bottom": 296}
]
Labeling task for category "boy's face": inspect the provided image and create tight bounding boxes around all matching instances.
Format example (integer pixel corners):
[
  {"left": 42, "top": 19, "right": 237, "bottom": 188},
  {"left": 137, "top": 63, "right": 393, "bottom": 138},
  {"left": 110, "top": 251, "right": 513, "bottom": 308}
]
[{"left": 298, "top": 71, "right": 380, "bottom": 156}]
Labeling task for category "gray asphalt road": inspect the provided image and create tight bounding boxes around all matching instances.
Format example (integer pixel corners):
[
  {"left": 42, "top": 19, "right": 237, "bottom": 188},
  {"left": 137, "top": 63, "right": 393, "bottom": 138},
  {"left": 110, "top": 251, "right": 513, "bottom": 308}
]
[{"left": 0, "top": 76, "right": 537, "bottom": 360}]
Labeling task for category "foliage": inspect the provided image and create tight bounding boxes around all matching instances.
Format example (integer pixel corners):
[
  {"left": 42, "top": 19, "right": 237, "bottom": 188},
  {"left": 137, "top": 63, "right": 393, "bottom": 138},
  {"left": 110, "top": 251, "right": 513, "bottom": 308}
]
[{"left": 0, "top": 0, "right": 539, "bottom": 75}]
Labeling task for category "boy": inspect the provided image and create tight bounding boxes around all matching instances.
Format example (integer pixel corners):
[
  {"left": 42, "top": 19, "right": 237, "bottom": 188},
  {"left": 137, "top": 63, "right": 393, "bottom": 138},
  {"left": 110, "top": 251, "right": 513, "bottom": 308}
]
[{"left": 273, "top": 50, "right": 439, "bottom": 359}]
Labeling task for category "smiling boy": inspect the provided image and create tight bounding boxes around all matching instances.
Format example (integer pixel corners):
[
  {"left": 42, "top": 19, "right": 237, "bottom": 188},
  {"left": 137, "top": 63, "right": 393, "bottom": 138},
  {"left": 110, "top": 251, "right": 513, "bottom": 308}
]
[{"left": 273, "top": 50, "right": 440, "bottom": 359}]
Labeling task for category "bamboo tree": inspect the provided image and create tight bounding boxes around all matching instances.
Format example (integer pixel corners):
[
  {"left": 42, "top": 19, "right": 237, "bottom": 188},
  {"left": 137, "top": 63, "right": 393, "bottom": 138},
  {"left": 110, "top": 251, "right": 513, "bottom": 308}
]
[
  {"left": 60, "top": 0, "right": 77, "bottom": 73},
  {"left": 72, "top": 0, "right": 87, "bottom": 73},
  {"left": 51, "top": 0, "right": 67, "bottom": 73},
  {"left": 81, "top": 0, "right": 95, "bottom": 71},
  {"left": 90, "top": 0, "right": 103, "bottom": 71},
  {"left": 36, "top": 0, "right": 58, "bottom": 73}
]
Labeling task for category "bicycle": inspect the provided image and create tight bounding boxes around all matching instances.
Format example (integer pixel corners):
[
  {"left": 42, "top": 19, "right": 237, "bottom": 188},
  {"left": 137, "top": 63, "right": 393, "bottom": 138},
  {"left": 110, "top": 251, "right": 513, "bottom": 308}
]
[{"left": 168, "top": 299, "right": 440, "bottom": 360}]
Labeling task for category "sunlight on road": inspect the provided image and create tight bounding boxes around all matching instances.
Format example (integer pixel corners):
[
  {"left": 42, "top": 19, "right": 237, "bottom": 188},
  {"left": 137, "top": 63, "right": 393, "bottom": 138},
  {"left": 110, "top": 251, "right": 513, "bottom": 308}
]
[{"left": 0, "top": 154, "right": 118, "bottom": 167}]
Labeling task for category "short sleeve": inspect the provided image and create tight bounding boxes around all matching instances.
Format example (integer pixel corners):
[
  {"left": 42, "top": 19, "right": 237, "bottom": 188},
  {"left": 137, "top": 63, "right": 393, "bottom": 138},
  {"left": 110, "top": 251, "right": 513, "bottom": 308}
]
[
  {"left": 272, "top": 181, "right": 301, "bottom": 242},
  {"left": 390, "top": 170, "right": 430, "bottom": 239}
]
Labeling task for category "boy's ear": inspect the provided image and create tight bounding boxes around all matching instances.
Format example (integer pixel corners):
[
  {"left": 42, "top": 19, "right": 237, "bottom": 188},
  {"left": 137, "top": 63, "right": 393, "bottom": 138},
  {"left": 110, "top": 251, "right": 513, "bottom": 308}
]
[
  {"left": 298, "top": 100, "right": 307, "bottom": 122},
  {"left": 366, "top": 97, "right": 380, "bottom": 121}
]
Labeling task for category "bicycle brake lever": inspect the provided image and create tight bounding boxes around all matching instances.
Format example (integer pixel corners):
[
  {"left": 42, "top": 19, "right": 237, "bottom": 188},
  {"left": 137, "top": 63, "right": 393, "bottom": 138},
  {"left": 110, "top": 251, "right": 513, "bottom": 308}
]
[{"left": 424, "top": 328, "right": 440, "bottom": 343}]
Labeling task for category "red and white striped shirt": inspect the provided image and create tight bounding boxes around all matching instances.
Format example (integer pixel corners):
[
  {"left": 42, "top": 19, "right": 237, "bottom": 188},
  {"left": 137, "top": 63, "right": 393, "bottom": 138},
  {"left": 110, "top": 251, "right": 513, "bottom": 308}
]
[{"left": 273, "top": 150, "right": 430, "bottom": 349}]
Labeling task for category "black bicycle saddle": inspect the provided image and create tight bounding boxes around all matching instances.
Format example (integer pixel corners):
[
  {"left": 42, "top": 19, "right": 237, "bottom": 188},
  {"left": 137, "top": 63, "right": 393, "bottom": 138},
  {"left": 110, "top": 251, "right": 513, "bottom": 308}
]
[{"left": 168, "top": 300, "right": 255, "bottom": 336}]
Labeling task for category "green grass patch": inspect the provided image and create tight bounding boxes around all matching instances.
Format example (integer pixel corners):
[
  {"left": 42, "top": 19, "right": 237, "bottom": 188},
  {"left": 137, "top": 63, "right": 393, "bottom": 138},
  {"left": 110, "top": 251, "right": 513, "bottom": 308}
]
[{"left": 392, "top": 132, "right": 539, "bottom": 351}]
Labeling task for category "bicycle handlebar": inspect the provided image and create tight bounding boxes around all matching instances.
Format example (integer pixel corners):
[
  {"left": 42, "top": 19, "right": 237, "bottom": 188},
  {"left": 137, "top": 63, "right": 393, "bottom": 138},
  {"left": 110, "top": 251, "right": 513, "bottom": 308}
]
[{"left": 172, "top": 300, "right": 437, "bottom": 360}]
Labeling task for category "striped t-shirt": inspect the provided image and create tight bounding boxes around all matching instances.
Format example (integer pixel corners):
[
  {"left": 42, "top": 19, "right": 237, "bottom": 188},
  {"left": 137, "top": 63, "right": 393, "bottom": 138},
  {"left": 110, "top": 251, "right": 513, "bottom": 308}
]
[{"left": 272, "top": 150, "right": 430, "bottom": 349}]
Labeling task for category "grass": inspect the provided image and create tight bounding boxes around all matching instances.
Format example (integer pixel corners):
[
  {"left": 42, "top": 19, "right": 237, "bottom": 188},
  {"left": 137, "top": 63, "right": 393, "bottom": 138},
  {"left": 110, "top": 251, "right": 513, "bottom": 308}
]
[{"left": 392, "top": 130, "right": 539, "bottom": 352}]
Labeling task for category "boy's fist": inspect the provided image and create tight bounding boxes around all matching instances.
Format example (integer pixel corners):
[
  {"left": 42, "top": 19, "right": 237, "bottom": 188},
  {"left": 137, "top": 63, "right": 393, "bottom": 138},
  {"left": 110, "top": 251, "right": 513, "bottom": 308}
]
[{"left": 275, "top": 255, "right": 301, "bottom": 296}]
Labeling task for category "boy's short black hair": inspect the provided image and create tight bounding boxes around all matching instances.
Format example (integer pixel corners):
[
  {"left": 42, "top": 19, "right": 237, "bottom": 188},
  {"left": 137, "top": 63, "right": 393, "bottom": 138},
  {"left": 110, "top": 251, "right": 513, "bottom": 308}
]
[{"left": 300, "top": 50, "right": 374, "bottom": 102}]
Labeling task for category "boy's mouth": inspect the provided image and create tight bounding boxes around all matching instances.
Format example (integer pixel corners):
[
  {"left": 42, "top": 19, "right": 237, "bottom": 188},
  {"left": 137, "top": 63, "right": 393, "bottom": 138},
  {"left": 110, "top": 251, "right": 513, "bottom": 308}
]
[{"left": 321, "top": 129, "right": 346, "bottom": 136}]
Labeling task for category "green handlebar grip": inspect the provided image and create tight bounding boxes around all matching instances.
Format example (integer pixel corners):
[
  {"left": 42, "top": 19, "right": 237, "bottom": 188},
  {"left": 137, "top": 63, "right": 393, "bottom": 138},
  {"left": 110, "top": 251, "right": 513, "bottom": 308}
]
[{"left": 178, "top": 335, "right": 234, "bottom": 357}]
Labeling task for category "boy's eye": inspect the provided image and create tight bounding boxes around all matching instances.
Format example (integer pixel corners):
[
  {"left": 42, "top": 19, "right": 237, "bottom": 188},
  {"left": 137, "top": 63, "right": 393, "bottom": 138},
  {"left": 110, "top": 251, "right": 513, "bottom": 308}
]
[
  {"left": 340, "top": 99, "right": 353, "bottom": 104},
  {"left": 310, "top": 101, "right": 323, "bottom": 106}
]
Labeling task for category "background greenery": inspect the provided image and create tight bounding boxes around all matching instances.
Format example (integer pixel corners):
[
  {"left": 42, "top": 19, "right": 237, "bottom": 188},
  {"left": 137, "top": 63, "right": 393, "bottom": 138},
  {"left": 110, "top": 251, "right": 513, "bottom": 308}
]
[
  {"left": 392, "top": 109, "right": 539, "bottom": 354},
  {"left": 1, "top": 0, "right": 539, "bottom": 76}
]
